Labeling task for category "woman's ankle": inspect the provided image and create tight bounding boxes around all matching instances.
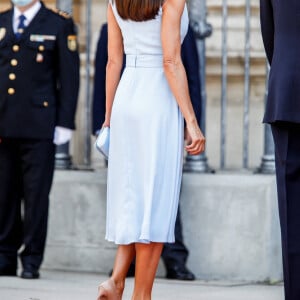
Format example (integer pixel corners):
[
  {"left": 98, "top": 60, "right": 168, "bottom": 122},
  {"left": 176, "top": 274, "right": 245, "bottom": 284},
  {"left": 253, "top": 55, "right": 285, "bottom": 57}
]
[
  {"left": 131, "top": 290, "right": 151, "bottom": 300},
  {"left": 111, "top": 276, "right": 125, "bottom": 295}
]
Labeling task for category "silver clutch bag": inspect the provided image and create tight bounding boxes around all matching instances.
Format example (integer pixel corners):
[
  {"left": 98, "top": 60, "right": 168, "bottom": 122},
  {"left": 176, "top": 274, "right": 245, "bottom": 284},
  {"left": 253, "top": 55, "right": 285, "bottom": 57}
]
[{"left": 95, "top": 126, "right": 110, "bottom": 160}]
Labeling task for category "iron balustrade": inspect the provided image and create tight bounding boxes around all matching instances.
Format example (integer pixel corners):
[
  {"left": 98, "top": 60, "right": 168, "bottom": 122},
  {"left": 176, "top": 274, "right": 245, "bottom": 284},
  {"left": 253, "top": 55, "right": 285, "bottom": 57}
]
[
  {"left": 243, "top": 0, "right": 251, "bottom": 169},
  {"left": 84, "top": 0, "right": 93, "bottom": 167},
  {"left": 220, "top": 0, "right": 228, "bottom": 170},
  {"left": 184, "top": 0, "right": 213, "bottom": 173},
  {"left": 57, "top": 0, "right": 274, "bottom": 173},
  {"left": 55, "top": 0, "right": 74, "bottom": 169},
  {"left": 257, "top": 63, "right": 275, "bottom": 174},
  {"left": 213, "top": 0, "right": 274, "bottom": 171}
]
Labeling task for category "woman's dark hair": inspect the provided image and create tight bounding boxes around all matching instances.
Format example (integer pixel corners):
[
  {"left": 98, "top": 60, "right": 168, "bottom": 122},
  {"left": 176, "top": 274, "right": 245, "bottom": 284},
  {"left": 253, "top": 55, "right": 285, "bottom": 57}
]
[{"left": 113, "top": 0, "right": 163, "bottom": 22}]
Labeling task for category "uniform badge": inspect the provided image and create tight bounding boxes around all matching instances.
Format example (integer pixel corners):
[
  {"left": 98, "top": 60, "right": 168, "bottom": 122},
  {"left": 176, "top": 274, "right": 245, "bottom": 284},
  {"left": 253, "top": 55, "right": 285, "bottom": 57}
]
[
  {"left": 0, "top": 28, "right": 6, "bottom": 41},
  {"left": 67, "top": 35, "right": 77, "bottom": 52}
]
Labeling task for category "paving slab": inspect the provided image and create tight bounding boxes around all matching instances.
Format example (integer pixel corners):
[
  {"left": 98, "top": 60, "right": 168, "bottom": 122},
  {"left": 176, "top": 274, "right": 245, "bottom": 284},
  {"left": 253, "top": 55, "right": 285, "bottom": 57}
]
[{"left": 0, "top": 270, "right": 284, "bottom": 300}]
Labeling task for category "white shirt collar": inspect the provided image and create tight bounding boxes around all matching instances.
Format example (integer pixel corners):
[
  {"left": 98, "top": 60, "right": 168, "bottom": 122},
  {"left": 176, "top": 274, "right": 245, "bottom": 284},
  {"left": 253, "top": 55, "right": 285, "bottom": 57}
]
[{"left": 13, "top": 1, "right": 41, "bottom": 31}]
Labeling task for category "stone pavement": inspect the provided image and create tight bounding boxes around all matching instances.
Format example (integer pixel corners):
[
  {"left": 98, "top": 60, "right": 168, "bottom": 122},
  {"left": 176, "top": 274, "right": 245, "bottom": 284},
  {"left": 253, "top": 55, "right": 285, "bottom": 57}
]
[{"left": 0, "top": 270, "right": 284, "bottom": 300}]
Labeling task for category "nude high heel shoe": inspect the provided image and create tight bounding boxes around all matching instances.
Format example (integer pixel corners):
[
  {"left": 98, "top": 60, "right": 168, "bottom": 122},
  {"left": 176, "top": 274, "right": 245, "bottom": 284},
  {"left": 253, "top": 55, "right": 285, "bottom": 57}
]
[{"left": 97, "top": 278, "right": 120, "bottom": 300}]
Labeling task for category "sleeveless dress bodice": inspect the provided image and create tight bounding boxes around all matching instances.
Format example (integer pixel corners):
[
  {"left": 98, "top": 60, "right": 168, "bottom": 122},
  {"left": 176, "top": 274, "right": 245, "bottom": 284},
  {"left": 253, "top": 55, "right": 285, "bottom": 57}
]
[{"left": 110, "top": 3, "right": 188, "bottom": 56}]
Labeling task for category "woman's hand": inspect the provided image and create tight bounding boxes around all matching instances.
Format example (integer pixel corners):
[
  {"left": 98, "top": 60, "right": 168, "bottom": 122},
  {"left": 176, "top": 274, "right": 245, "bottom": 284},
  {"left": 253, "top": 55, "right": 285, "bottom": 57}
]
[
  {"left": 185, "top": 121, "right": 206, "bottom": 155},
  {"left": 102, "top": 118, "right": 110, "bottom": 128}
]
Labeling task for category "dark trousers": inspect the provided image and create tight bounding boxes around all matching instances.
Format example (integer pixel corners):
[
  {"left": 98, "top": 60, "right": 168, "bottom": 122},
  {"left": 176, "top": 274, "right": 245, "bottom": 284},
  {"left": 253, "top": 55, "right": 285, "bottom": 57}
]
[
  {"left": 162, "top": 205, "right": 188, "bottom": 268},
  {"left": 0, "top": 138, "right": 55, "bottom": 272},
  {"left": 271, "top": 122, "right": 300, "bottom": 300}
]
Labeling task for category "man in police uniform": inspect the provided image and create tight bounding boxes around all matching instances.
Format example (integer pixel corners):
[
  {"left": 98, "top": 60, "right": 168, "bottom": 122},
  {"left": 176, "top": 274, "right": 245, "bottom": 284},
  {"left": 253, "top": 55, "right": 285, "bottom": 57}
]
[{"left": 0, "top": 0, "right": 79, "bottom": 279}]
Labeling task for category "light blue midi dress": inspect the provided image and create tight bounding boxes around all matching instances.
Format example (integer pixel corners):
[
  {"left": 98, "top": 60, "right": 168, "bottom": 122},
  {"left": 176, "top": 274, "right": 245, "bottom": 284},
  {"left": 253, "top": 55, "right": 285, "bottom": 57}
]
[{"left": 106, "top": 2, "right": 189, "bottom": 245}]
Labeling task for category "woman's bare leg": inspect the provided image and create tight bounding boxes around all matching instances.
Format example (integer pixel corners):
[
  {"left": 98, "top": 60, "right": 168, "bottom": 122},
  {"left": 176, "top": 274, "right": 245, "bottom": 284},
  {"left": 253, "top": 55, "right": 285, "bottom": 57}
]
[
  {"left": 111, "top": 244, "right": 136, "bottom": 296},
  {"left": 98, "top": 244, "right": 135, "bottom": 300},
  {"left": 131, "top": 242, "right": 163, "bottom": 300}
]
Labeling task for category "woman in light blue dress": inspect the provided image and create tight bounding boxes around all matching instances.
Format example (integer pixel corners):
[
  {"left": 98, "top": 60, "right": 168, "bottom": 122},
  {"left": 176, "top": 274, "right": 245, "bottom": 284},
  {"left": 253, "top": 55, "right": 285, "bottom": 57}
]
[{"left": 97, "top": 0, "right": 205, "bottom": 299}]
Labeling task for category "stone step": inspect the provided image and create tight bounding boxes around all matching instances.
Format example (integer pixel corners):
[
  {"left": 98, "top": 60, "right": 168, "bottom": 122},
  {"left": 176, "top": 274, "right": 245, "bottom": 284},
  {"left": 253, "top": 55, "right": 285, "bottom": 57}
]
[{"left": 44, "top": 170, "right": 282, "bottom": 282}]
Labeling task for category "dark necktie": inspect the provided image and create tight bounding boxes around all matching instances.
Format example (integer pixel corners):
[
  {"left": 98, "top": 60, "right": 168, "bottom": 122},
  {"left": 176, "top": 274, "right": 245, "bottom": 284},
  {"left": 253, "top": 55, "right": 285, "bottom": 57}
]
[{"left": 15, "top": 15, "right": 26, "bottom": 40}]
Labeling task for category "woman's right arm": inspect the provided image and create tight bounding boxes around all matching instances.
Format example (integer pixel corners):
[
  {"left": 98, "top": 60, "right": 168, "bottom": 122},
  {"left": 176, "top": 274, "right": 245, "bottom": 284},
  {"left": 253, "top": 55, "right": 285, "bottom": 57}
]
[
  {"left": 161, "top": 0, "right": 205, "bottom": 155},
  {"left": 103, "top": 4, "right": 124, "bottom": 127}
]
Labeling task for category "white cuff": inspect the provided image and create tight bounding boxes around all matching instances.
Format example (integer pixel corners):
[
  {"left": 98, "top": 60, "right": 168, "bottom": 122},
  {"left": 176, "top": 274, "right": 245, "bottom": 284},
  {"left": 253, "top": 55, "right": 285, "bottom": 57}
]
[{"left": 53, "top": 126, "right": 72, "bottom": 145}]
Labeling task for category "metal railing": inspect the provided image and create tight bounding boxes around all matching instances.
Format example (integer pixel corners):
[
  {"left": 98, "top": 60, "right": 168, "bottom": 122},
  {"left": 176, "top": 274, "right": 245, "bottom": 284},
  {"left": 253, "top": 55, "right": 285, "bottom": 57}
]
[
  {"left": 257, "top": 64, "right": 275, "bottom": 174},
  {"left": 184, "top": 0, "right": 213, "bottom": 173},
  {"left": 84, "top": 0, "right": 93, "bottom": 167},
  {"left": 243, "top": 0, "right": 251, "bottom": 169},
  {"left": 58, "top": 0, "right": 275, "bottom": 173},
  {"left": 55, "top": 0, "right": 74, "bottom": 169},
  {"left": 201, "top": 0, "right": 274, "bottom": 173},
  {"left": 56, "top": 0, "right": 93, "bottom": 169},
  {"left": 220, "top": 0, "right": 228, "bottom": 170}
]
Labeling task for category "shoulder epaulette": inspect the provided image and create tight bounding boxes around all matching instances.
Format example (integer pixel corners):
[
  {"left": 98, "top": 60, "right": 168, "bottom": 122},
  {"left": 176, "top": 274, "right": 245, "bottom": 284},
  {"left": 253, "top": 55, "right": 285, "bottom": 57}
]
[{"left": 50, "top": 7, "right": 71, "bottom": 19}]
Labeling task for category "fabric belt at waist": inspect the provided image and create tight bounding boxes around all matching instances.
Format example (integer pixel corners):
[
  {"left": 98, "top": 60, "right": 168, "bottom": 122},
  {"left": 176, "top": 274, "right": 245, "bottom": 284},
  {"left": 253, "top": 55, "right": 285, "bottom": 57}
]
[{"left": 126, "top": 55, "right": 163, "bottom": 68}]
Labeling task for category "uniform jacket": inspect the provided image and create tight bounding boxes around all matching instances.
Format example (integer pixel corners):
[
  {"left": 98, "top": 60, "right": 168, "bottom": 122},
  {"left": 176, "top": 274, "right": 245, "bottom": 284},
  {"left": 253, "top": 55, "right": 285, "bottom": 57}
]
[
  {"left": 92, "top": 23, "right": 202, "bottom": 134},
  {"left": 260, "top": 0, "right": 300, "bottom": 124},
  {"left": 0, "top": 2, "right": 79, "bottom": 139}
]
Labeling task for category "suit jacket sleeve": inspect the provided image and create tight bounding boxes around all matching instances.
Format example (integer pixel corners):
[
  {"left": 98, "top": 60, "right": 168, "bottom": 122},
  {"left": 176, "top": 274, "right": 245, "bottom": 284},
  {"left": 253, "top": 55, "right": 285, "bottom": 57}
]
[
  {"left": 260, "top": 0, "right": 274, "bottom": 65},
  {"left": 92, "top": 24, "right": 108, "bottom": 134},
  {"left": 56, "top": 18, "right": 80, "bottom": 129},
  {"left": 181, "top": 26, "right": 202, "bottom": 127}
]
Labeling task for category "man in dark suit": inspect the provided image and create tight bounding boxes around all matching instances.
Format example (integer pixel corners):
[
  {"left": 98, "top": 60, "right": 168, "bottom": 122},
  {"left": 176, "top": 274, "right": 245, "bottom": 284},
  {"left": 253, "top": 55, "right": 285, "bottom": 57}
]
[
  {"left": 93, "top": 23, "right": 201, "bottom": 280},
  {"left": 260, "top": 1, "right": 300, "bottom": 299},
  {"left": 0, "top": 0, "right": 79, "bottom": 279}
]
